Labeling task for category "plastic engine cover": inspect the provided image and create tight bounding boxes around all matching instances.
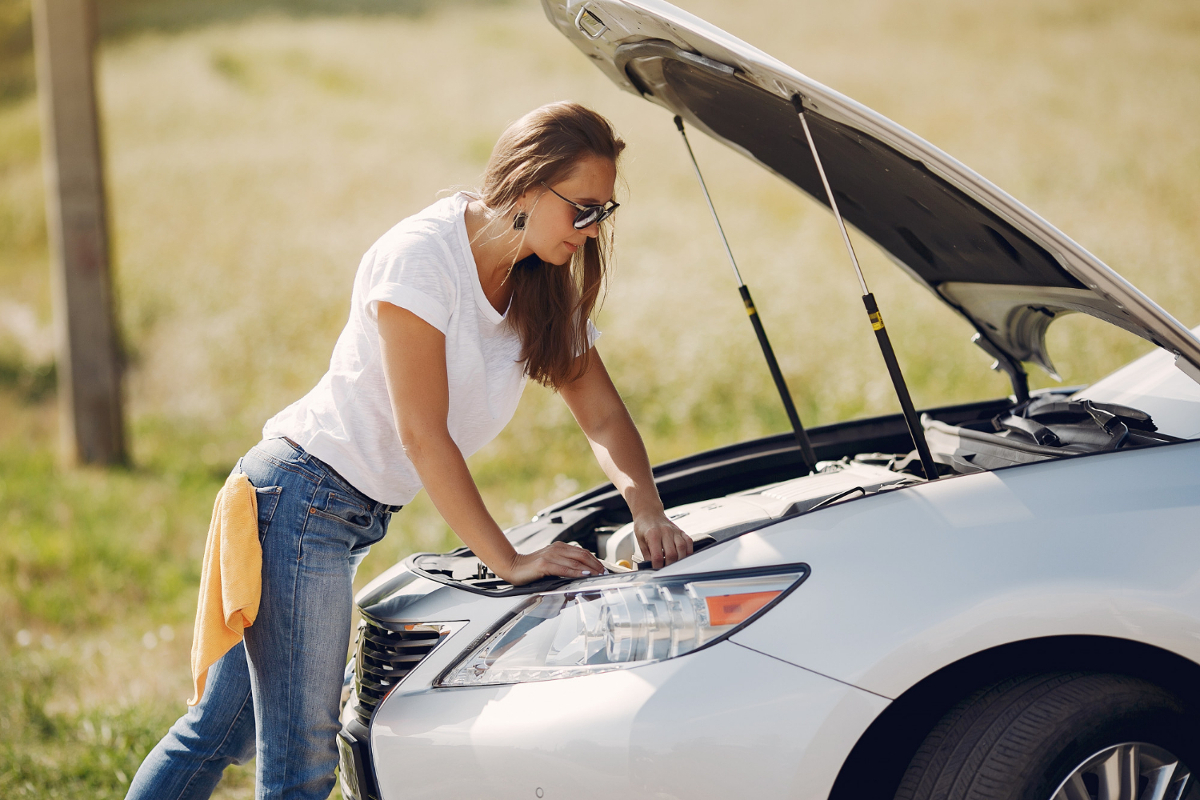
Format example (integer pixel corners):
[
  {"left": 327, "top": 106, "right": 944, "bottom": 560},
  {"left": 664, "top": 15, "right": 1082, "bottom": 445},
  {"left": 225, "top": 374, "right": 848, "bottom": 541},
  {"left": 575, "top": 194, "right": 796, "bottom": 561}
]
[{"left": 605, "top": 461, "right": 917, "bottom": 563}]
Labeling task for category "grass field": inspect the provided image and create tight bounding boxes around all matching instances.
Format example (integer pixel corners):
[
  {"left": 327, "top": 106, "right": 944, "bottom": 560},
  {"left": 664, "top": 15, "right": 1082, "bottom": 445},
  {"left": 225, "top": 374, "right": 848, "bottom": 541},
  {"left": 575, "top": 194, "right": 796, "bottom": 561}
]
[{"left": 1, "top": 0, "right": 1198, "bottom": 796}]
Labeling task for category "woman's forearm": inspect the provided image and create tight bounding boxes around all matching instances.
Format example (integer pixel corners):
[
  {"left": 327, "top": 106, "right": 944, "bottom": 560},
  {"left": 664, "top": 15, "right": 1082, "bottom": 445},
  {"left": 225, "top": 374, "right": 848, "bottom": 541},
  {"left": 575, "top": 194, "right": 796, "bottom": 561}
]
[
  {"left": 559, "top": 351, "right": 665, "bottom": 519},
  {"left": 401, "top": 428, "right": 517, "bottom": 574},
  {"left": 582, "top": 404, "right": 664, "bottom": 519},
  {"left": 583, "top": 405, "right": 692, "bottom": 566},
  {"left": 559, "top": 350, "right": 692, "bottom": 567},
  {"left": 402, "top": 426, "right": 604, "bottom": 582}
]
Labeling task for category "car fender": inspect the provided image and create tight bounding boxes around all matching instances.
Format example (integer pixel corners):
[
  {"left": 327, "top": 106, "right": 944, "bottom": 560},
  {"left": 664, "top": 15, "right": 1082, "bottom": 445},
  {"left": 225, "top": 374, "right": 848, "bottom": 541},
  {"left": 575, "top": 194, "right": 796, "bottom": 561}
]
[{"left": 666, "top": 440, "right": 1200, "bottom": 698}]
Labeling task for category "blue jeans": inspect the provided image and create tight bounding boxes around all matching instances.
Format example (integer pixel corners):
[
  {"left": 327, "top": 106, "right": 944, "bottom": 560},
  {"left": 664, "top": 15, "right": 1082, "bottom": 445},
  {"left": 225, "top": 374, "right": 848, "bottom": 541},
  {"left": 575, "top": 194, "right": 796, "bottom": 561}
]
[{"left": 127, "top": 437, "right": 400, "bottom": 800}]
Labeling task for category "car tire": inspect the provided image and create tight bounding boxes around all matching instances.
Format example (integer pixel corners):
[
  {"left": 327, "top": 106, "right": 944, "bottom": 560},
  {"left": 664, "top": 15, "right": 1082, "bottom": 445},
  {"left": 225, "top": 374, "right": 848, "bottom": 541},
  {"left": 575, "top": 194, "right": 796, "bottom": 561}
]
[{"left": 893, "top": 672, "right": 1197, "bottom": 800}]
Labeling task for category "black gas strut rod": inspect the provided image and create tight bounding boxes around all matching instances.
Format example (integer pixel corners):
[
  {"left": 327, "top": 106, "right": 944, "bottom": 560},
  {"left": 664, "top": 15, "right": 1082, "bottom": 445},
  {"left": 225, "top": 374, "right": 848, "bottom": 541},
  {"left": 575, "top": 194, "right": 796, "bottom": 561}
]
[
  {"left": 673, "top": 115, "right": 818, "bottom": 475},
  {"left": 790, "top": 95, "right": 939, "bottom": 481}
]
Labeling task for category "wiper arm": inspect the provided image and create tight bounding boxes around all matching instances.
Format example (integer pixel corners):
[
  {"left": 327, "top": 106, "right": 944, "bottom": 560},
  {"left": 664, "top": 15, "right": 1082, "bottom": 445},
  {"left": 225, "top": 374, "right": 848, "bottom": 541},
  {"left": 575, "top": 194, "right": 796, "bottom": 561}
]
[
  {"left": 792, "top": 95, "right": 940, "bottom": 481},
  {"left": 673, "top": 115, "right": 818, "bottom": 474}
]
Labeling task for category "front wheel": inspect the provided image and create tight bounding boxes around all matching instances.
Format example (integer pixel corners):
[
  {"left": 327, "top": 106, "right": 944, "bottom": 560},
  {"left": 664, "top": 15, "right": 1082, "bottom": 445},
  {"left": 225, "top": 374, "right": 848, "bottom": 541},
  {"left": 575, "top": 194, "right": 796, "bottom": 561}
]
[
  {"left": 894, "top": 672, "right": 1199, "bottom": 800},
  {"left": 1051, "top": 742, "right": 1195, "bottom": 800}
]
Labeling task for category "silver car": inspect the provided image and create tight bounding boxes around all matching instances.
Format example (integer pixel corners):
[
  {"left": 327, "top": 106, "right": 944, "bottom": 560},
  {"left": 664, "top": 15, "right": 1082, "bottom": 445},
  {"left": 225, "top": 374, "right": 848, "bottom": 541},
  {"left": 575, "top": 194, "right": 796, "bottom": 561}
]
[{"left": 336, "top": 2, "right": 1200, "bottom": 799}]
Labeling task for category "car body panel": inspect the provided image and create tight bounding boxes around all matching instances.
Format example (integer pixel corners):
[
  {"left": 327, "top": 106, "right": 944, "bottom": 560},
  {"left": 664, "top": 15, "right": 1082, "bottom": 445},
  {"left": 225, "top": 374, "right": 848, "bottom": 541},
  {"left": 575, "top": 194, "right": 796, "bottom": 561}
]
[
  {"left": 724, "top": 439, "right": 1200, "bottom": 697},
  {"left": 369, "top": 640, "right": 889, "bottom": 800},
  {"left": 357, "top": 571, "right": 520, "bottom": 625},
  {"left": 540, "top": 0, "right": 1200, "bottom": 381},
  {"left": 1074, "top": 333, "right": 1200, "bottom": 439}
]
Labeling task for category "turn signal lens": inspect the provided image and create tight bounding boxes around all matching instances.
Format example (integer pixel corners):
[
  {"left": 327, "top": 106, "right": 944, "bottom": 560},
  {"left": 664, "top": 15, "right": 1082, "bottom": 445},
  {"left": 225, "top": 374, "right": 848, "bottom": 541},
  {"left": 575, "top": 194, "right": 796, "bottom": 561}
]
[
  {"left": 438, "top": 566, "right": 808, "bottom": 687},
  {"left": 705, "top": 590, "right": 782, "bottom": 626}
]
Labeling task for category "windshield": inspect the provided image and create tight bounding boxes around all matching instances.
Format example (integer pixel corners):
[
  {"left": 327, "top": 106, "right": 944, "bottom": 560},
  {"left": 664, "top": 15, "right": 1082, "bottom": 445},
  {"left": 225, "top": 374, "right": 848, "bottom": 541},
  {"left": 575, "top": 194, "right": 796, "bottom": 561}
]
[{"left": 1073, "top": 325, "right": 1200, "bottom": 439}]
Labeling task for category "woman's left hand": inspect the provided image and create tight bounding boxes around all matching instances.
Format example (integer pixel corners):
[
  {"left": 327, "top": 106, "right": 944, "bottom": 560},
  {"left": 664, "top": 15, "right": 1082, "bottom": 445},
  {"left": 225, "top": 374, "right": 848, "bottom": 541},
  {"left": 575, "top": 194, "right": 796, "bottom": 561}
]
[{"left": 634, "top": 512, "right": 693, "bottom": 569}]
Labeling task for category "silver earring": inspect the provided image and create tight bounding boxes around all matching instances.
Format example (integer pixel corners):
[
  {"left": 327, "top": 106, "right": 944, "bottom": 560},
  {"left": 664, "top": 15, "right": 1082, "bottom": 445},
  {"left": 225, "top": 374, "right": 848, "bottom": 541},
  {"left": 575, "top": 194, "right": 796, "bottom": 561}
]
[{"left": 513, "top": 211, "right": 528, "bottom": 230}]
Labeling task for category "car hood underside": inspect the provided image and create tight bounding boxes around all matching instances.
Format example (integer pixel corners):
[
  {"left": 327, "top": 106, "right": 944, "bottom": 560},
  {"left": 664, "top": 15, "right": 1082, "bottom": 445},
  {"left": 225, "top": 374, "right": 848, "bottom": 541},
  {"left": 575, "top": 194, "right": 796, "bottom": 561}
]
[{"left": 541, "top": 0, "right": 1200, "bottom": 380}]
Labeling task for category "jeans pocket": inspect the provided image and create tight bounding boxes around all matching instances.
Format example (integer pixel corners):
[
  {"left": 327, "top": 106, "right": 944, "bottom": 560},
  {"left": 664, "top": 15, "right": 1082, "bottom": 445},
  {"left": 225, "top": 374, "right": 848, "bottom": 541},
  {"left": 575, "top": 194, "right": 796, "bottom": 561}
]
[
  {"left": 254, "top": 486, "right": 283, "bottom": 542},
  {"left": 310, "top": 490, "right": 373, "bottom": 529}
]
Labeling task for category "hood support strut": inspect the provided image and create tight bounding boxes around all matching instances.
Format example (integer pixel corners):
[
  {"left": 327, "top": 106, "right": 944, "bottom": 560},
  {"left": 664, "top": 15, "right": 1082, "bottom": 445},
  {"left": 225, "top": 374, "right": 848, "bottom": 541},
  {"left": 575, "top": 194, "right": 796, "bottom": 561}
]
[
  {"left": 792, "top": 95, "right": 940, "bottom": 481},
  {"left": 673, "top": 115, "right": 817, "bottom": 475}
]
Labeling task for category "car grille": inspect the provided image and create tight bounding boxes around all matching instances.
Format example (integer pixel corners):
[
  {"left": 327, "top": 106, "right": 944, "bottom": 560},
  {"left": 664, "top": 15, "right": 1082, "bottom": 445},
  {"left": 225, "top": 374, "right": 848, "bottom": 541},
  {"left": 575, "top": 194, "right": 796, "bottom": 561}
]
[{"left": 353, "top": 618, "right": 448, "bottom": 726}]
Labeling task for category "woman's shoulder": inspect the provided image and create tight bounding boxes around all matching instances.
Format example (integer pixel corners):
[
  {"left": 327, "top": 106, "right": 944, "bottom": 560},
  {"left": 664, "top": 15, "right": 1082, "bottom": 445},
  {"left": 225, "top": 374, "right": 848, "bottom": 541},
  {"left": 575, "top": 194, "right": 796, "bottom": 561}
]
[
  {"left": 376, "top": 193, "right": 469, "bottom": 251},
  {"left": 361, "top": 194, "right": 470, "bottom": 290}
]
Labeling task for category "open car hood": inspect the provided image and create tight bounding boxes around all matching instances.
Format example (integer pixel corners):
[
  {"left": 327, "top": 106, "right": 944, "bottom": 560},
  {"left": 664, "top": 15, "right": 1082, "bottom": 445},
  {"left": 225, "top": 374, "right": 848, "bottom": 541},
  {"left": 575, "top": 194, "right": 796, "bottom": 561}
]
[{"left": 542, "top": 0, "right": 1200, "bottom": 382}]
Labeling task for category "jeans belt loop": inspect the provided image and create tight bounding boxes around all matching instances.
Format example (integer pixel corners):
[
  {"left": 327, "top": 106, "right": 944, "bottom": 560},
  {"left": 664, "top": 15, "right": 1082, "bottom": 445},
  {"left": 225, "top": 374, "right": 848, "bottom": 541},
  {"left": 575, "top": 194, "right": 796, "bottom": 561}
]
[{"left": 281, "top": 436, "right": 307, "bottom": 462}]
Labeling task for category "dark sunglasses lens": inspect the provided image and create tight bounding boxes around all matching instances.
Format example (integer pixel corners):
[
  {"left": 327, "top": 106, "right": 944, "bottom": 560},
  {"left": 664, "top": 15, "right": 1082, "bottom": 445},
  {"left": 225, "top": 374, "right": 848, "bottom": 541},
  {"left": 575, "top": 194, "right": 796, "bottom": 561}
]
[
  {"left": 573, "top": 205, "right": 614, "bottom": 229},
  {"left": 573, "top": 207, "right": 601, "bottom": 229}
]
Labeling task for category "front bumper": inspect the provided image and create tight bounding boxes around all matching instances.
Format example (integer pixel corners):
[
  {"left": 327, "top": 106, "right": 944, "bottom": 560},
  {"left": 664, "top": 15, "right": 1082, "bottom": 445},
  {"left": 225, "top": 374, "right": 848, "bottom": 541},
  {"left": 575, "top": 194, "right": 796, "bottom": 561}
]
[
  {"left": 353, "top": 639, "right": 887, "bottom": 800},
  {"left": 337, "top": 717, "right": 377, "bottom": 800}
]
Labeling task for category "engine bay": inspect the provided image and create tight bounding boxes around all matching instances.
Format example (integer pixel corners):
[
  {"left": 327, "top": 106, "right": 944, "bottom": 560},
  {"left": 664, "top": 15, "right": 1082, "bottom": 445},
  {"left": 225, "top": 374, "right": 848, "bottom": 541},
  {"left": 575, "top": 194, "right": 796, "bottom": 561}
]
[
  {"left": 602, "top": 459, "right": 920, "bottom": 565},
  {"left": 924, "top": 394, "right": 1183, "bottom": 473}
]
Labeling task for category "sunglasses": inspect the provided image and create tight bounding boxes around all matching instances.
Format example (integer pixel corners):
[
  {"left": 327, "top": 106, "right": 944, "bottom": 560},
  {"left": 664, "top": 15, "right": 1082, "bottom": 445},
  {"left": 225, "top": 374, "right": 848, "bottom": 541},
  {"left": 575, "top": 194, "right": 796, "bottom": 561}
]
[{"left": 540, "top": 182, "right": 620, "bottom": 229}]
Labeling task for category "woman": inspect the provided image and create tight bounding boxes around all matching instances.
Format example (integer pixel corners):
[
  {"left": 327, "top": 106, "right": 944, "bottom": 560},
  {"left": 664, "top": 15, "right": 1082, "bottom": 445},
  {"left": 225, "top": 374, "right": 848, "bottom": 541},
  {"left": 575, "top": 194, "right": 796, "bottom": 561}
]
[{"left": 127, "top": 101, "right": 692, "bottom": 800}]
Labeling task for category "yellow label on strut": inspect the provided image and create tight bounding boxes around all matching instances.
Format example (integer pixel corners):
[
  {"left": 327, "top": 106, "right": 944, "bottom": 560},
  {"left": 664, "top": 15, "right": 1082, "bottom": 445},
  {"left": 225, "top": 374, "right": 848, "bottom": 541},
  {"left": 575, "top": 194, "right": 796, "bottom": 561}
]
[{"left": 869, "top": 311, "right": 884, "bottom": 331}]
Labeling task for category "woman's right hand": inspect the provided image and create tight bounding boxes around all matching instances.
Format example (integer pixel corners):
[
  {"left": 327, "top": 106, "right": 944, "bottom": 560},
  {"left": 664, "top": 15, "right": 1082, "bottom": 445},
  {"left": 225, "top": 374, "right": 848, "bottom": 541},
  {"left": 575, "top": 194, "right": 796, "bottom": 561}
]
[{"left": 499, "top": 542, "right": 606, "bottom": 586}]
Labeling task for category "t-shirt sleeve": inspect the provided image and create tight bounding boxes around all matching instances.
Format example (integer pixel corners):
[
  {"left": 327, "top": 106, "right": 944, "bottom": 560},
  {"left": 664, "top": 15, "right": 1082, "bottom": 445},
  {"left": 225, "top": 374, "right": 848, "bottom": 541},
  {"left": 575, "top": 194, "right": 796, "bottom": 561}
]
[
  {"left": 364, "top": 235, "right": 458, "bottom": 334},
  {"left": 581, "top": 318, "right": 602, "bottom": 355}
]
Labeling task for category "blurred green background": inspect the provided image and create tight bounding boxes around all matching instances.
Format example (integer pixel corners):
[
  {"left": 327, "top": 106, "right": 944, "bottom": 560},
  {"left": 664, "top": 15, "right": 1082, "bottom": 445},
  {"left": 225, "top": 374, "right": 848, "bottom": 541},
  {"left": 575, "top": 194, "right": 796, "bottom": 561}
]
[{"left": 1, "top": 0, "right": 1197, "bottom": 796}]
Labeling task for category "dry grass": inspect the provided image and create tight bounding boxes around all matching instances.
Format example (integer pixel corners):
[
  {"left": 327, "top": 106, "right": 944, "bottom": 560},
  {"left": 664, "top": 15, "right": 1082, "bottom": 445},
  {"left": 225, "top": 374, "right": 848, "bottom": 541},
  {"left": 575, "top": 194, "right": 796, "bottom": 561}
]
[{"left": 0, "top": 0, "right": 1197, "bottom": 795}]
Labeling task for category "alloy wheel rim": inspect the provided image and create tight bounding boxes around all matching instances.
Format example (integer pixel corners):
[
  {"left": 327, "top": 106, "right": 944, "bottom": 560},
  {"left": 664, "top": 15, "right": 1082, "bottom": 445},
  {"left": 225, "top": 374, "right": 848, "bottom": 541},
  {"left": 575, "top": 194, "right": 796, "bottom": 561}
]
[{"left": 1050, "top": 742, "right": 1196, "bottom": 800}]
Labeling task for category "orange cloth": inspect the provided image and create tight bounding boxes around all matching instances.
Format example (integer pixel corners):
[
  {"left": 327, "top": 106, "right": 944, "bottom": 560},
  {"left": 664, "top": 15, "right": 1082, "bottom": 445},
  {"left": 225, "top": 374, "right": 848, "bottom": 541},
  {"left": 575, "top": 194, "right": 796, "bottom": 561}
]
[{"left": 189, "top": 472, "right": 262, "bottom": 706}]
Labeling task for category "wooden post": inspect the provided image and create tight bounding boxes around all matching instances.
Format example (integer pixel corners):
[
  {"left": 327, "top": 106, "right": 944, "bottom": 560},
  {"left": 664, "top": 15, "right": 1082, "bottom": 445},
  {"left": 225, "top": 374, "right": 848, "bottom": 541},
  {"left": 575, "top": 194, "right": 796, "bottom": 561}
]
[{"left": 32, "top": 0, "right": 126, "bottom": 466}]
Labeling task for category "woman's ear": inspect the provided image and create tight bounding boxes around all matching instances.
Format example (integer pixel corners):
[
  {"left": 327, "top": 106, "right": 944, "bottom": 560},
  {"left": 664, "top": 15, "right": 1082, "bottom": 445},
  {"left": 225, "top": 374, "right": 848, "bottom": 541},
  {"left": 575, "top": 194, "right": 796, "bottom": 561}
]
[{"left": 517, "top": 183, "right": 547, "bottom": 211}]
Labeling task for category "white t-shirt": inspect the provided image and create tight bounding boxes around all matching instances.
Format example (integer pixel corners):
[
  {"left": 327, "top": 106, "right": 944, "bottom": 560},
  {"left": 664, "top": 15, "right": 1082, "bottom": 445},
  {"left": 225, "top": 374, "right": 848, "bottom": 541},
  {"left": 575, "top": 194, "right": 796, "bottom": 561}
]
[{"left": 262, "top": 192, "right": 598, "bottom": 506}]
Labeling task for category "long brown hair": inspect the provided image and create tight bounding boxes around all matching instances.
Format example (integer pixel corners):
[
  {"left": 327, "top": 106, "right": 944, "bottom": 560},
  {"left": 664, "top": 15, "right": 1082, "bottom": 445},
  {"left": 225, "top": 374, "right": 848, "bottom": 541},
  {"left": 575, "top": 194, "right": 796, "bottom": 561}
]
[{"left": 479, "top": 102, "right": 625, "bottom": 389}]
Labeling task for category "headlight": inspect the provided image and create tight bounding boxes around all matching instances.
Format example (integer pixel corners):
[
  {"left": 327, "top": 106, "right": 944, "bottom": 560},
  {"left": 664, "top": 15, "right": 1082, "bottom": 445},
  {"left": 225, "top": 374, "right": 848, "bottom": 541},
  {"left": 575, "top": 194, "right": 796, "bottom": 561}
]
[{"left": 437, "top": 564, "right": 809, "bottom": 687}]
